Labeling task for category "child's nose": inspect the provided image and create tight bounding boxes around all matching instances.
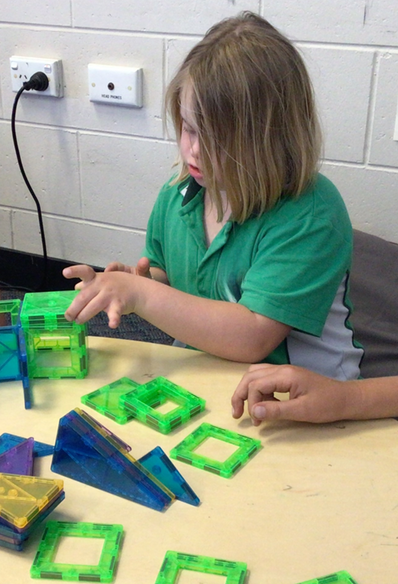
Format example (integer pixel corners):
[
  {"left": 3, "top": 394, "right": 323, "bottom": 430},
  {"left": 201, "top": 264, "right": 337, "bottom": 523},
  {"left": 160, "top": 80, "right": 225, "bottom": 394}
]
[{"left": 190, "top": 137, "right": 200, "bottom": 158}]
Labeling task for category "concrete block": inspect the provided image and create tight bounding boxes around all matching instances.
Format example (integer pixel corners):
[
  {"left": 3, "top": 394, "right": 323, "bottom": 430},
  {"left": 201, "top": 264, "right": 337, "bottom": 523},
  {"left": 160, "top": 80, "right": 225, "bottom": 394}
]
[
  {"left": 322, "top": 162, "right": 398, "bottom": 244},
  {"left": 301, "top": 45, "right": 374, "bottom": 163},
  {"left": 1, "top": 0, "right": 71, "bottom": 26},
  {"left": 0, "top": 209, "right": 12, "bottom": 248},
  {"left": 80, "top": 134, "right": 177, "bottom": 229},
  {"left": 73, "top": 0, "right": 261, "bottom": 35},
  {"left": 262, "top": 0, "right": 398, "bottom": 46},
  {"left": 166, "top": 38, "right": 197, "bottom": 85},
  {"left": 368, "top": 51, "right": 398, "bottom": 167},
  {"left": 0, "top": 124, "right": 81, "bottom": 217},
  {"left": 12, "top": 210, "right": 147, "bottom": 267}
]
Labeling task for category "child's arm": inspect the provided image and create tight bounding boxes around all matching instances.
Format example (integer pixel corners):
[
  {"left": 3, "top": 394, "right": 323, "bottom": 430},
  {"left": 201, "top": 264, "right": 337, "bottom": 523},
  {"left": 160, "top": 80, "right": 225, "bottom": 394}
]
[
  {"left": 63, "top": 265, "right": 290, "bottom": 363},
  {"left": 231, "top": 364, "right": 398, "bottom": 423}
]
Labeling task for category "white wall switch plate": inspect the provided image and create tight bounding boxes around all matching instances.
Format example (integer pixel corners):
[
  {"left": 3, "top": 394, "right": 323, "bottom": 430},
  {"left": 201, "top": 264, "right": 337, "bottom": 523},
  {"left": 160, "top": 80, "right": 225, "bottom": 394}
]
[
  {"left": 10, "top": 56, "right": 63, "bottom": 97},
  {"left": 88, "top": 64, "right": 143, "bottom": 108}
]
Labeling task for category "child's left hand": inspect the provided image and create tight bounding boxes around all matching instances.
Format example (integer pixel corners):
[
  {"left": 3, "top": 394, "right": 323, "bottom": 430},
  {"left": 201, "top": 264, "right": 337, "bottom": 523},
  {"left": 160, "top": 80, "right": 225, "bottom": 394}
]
[
  {"left": 231, "top": 363, "right": 347, "bottom": 424},
  {"left": 63, "top": 265, "right": 140, "bottom": 328}
]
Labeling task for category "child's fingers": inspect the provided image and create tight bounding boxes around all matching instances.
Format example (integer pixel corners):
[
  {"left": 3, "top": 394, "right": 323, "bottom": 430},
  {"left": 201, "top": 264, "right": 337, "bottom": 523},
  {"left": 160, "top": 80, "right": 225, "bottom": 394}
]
[
  {"left": 231, "top": 397, "right": 245, "bottom": 419},
  {"left": 136, "top": 257, "right": 151, "bottom": 277},
  {"left": 252, "top": 399, "right": 302, "bottom": 423},
  {"left": 107, "top": 307, "right": 122, "bottom": 329},
  {"left": 63, "top": 265, "right": 96, "bottom": 283},
  {"left": 232, "top": 365, "right": 296, "bottom": 421},
  {"left": 232, "top": 366, "right": 281, "bottom": 406},
  {"left": 64, "top": 285, "right": 104, "bottom": 323},
  {"left": 231, "top": 374, "right": 257, "bottom": 418},
  {"left": 231, "top": 379, "right": 250, "bottom": 418},
  {"left": 65, "top": 296, "right": 99, "bottom": 324},
  {"left": 64, "top": 294, "right": 88, "bottom": 322},
  {"left": 104, "top": 261, "right": 125, "bottom": 272}
]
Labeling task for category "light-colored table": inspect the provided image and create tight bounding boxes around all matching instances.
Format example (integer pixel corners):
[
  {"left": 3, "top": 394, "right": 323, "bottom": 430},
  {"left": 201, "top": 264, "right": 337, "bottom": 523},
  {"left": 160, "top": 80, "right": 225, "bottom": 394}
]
[{"left": 1, "top": 336, "right": 397, "bottom": 584}]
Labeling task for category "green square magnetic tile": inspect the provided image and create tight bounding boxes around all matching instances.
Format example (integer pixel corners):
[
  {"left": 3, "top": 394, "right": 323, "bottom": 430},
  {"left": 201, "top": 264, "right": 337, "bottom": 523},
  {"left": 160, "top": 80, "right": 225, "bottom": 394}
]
[
  {"left": 19, "top": 291, "right": 88, "bottom": 380},
  {"left": 119, "top": 376, "right": 206, "bottom": 434},
  {"left": 81, "top": 377, "right": 141, "bottom": 424},
  {"left": 297, "top": 571, "right": 358, "bottom": 584},
  {"left": 30, "top": 521, "right": 123, "bottom": 582},
  {"left": 20, "top": 291, "right": 80, "bottom": 330},
  {"left": 155, "top": 551, "right": 247, "bottom": 584},
  {"left": 0, "top": 299, "right": 21, "bottom": 326},
  {"left": 169, "top": 422, "right": 262, "bottom": 478}
]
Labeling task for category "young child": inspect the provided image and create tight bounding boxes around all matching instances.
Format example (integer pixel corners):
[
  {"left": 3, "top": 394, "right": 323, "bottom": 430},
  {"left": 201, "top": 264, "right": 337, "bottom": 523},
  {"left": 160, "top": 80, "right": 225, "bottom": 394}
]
[
  {"left": 231, "top": 364, "right": 398, "bottom": 423},
  {"left": 63, "top": 12, "right": 363, "bottom": 378}
]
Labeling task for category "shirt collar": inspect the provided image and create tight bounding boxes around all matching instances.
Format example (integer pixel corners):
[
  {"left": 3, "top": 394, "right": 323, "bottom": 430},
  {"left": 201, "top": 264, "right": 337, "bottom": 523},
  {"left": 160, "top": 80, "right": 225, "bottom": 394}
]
[{"left": 180, "top": 177, "right": 203, "bottom": 206}]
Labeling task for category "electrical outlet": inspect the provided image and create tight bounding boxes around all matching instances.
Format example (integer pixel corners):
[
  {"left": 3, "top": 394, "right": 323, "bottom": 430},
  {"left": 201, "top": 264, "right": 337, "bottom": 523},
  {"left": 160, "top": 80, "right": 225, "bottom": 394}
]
[
  {"left": 88, "top": 64, "right": 143, "bottom": 108},
  {"left": 10, "top": 56, "right": 63, "bottom": 98}
]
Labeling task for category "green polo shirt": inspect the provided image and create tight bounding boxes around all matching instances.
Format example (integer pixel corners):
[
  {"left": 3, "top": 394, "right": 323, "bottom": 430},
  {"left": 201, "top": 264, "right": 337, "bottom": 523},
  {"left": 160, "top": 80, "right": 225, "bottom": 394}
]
[{"left": 143, "top": 174, "right": 363, "bottom": 378}]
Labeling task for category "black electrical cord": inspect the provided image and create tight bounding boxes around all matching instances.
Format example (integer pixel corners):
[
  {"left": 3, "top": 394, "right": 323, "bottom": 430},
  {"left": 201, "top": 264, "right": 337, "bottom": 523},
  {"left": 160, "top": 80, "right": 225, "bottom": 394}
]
[
  {"left": 0, "top": 280, "right": 33, "bottom": 293},
  {"left": 10, "top": 71, "right": 50, "bottom": 292}
]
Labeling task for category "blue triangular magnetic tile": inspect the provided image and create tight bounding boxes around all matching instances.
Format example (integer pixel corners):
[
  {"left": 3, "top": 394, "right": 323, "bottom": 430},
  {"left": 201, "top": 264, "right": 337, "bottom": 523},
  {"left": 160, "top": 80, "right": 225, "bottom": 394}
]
[
  {"left": 139, "top": 446, "right": 200, "bottom": 506},
  {"left": 51, "top": 409, "right": 174, "bottom": 512}
]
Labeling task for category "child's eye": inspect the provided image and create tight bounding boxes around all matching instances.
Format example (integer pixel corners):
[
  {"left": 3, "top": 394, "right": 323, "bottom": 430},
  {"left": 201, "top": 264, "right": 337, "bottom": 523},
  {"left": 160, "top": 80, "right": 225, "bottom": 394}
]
[{"left": 182, "top": 122, "right": 197, "bottom": 137}]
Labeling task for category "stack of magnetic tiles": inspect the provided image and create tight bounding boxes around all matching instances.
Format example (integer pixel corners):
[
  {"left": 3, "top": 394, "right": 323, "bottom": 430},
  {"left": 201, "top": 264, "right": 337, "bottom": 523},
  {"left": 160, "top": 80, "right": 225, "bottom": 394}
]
[
  {"left": 0, "top": 291, "right": 88, "bottom": 410},
  {"left": 0, "top": 433, "right": 64, "bottom": 551}
]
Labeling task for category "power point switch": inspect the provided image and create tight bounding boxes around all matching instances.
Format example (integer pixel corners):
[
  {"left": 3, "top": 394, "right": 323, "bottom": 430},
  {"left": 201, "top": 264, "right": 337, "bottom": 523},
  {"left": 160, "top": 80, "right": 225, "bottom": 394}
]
[{"left": 10, "top": 56, "right": 63, "bottom": 97}]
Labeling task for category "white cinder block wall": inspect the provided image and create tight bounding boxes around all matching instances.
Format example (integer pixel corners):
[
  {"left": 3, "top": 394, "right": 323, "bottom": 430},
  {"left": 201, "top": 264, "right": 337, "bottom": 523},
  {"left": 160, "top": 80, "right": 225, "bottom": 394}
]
[{"left": 0, "top": 0, "right": 397, "bottom": 268}]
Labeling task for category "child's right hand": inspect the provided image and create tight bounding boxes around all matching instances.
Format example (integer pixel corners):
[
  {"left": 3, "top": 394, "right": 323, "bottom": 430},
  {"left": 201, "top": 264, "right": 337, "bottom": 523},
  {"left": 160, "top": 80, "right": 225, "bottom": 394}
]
[
  {"left": 63, "top": 264, "right": 147, "bottom": 328},
  {"left": 105, "top": 257, "right": 152, "bottom": 278}
]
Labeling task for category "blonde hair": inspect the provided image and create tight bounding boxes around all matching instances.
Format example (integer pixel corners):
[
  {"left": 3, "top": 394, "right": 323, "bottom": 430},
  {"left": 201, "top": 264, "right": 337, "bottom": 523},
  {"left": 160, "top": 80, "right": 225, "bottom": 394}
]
[{"left": 166, "top": 12, "right": 322, "bottom": 223}]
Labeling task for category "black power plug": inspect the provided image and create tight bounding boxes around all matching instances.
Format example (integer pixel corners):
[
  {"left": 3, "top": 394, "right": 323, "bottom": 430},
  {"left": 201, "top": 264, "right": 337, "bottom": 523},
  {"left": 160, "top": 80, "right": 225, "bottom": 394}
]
[{"left": 23, "top": 71, "right": 49, "bottom": 92}]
